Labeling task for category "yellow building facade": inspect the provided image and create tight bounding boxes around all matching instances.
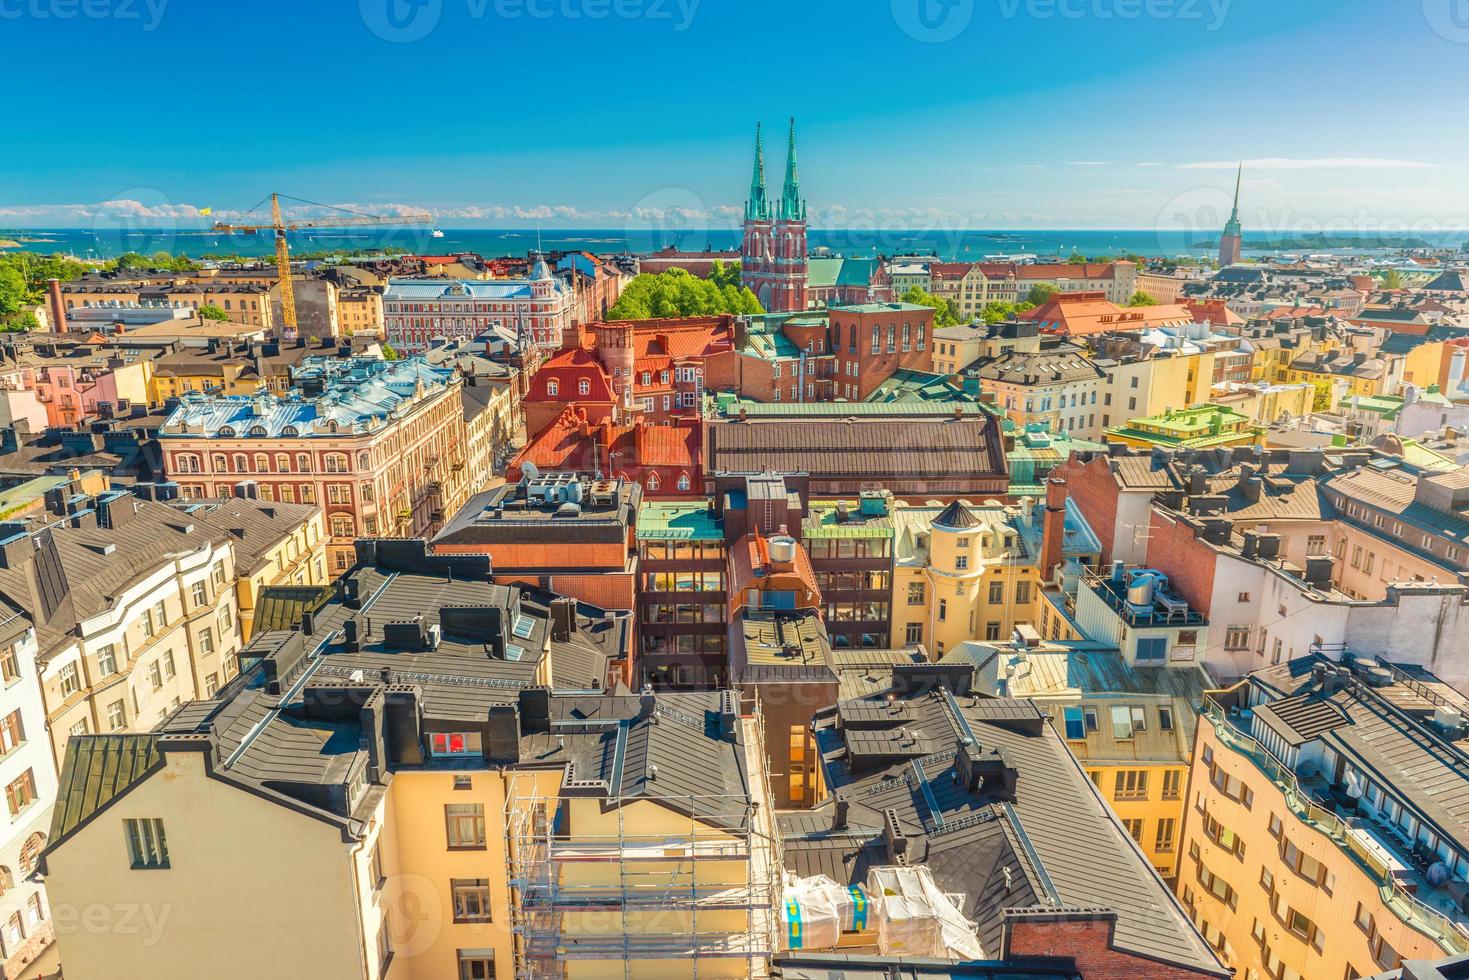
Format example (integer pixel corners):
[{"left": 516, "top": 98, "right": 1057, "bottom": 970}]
[{"left": 1178, "top": 671, "right": 1469, "bottom": 980}]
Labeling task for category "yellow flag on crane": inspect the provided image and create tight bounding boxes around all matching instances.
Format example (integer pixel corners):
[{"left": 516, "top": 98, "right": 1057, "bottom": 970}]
[{"left": 198, "top": 207, "right": 212, "bottom": 216}]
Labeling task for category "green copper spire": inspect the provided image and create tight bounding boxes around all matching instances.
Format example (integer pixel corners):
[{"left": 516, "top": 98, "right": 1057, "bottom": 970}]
[
  {"left": 1222, "top": 162, "right": 1242, "bottom": 238},
  {"left": 744, "top": 123, "right": 771, "bottom": 223},
  {"left": 779, "top": 117, "right": 806, "bottom": 222}
]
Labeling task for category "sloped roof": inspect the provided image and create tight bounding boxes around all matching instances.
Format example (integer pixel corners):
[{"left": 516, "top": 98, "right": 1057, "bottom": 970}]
[
  {"left": 933, "top": 500, "right": 980, "bottom": 529},
  {"left": 48, "top": 734, "right": 162, "bottom": 844}
]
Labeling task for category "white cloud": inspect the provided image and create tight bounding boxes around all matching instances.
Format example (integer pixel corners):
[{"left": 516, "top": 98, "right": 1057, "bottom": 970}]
[
  {"left": 1068, "top": 161, "right": 1112, "bottom": 167},
  {"left": 1135, "top": 162, "right": 1161, "bottom": 168},
  {"left": 1178, "top": 158, "right": 1437, "bottom": 171}
]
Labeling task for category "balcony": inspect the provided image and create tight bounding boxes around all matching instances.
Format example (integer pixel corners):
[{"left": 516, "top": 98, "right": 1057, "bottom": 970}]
[
  {"left": 1085, "top": 569, "right": 1206, "bottom": 628},
  {"left": 1204, "top": 700, "right": 1469, "bottom": 954}
]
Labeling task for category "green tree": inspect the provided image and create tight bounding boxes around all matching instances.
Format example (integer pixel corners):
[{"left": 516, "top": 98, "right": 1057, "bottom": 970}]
[
  {"left": 1379, "top": 269, "right": 1404, "bottom": 290},
  {"left": 899, "top": 286, "right": 959, "bottom": 327},
  {"left": 381, "top": 343, "right": 401, "bottom": 361},
  {"left": 606, "top": 268, "right": 762, "bottom": 320},
  {"left": 707, "top": 259, "right": 744, "bottom": 290},
  {"left": 198, "top": 303, "right": 230, "bottom": 321},
  {"left": 1310, "top": 377, "right": 1333, "bottom": 412},
  {"left": 1026, "top": 283, "right": 1058, "bottom": 306},
  {"left": 1066, "top": 252, "right": 1088, "bottom": 265},
  {"left": 1126, "top": 291, "right": 1158, "bottom": 307}
]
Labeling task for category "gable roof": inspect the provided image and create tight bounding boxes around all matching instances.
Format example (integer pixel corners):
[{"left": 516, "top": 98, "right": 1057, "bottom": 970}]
[{"left": 48, "top": 734, "right": 162, "bottom": 845}]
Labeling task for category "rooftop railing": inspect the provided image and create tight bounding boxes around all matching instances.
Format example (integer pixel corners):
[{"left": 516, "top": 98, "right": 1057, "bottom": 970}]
[{"left": 1204, "top": 698, "right": 1469, "bottom": 955}]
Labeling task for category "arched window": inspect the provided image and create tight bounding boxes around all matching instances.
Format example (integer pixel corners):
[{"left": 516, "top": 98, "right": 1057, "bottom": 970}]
[
  {"left": 0, "top": 866, "right": 12, "bottom": 895},
  {"left": 646, "top": 472, "right": 660, "bottom": 491},
  {"left": 232, "top": 453, "right": 248, "bottom": 472},
  {"left": 296, "top": 453, "right": 311, "bottom": 472},
  {"left": 18, "top": 834, "right": 44, "bottom": 876},
  {"left": 677, "top": 474, "right": 690, "bottom": 491},
  {"left": 358, "top": 451, "right": 371, "bottom": 470},
  {"left": 254, "top": 453, "right": 269, "bottom": 472},
  {"left": 212, "top": 454, "right": 227, "bottom": 472},
  {"left": 547, "top": 380, "right": 559, "bottom": 397},
  {"left": 275, "top": 453, "right": 291, "bottom": 472},
  {"left": 329, "top": 514, "right": 355, "bottom": 538},
  {"left": 325, "top": 453, "right": 348, "bottom": 473},
  {"left": 223, "top": 299, "right": 232, "bottom": 311},
  {"left": 578, "top": 378, "right": 590, "bottom": 396}
]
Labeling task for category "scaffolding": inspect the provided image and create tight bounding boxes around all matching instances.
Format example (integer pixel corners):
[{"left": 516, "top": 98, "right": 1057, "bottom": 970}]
[{"left": 502, "top": 715, "right": 783, "bottom": 980}]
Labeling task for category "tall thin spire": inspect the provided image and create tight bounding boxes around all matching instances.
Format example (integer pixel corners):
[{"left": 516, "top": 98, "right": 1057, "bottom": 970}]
[
  {"left": 779, "top": 117, "right": 805, "bottom": 222},
  {"left": 745, "top": 123, "right": 770, "bottom": 223},
  {"left": 1222, "top": 162, "right": 1243, "bottom": 238}
]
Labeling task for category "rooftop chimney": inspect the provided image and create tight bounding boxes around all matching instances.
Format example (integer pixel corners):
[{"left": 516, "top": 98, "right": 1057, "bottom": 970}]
[
  {"left": 1039, "top": 477, "right": 1068, "bottom": 583},
  {"left": 47, "top": 279, "right": 66, "bottom": 334}
]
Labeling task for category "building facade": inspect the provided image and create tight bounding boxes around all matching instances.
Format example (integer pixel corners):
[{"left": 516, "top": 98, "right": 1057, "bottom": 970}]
[
  {"left": 159, "top": 357, "right": 478, "bottom": 574},
  {"left": 383, "top": 259, "right": 574, "bottom": 353}
]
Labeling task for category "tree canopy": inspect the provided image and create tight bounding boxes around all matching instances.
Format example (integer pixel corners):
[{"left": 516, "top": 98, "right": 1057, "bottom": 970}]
[
  {"left": 978, "top": 300, "right": 1036, "bottom": 324},
  {"left": 899, "top": 286, "right": 960, "bottom": 328},
  {"left": 1026, "top": 283, "right": 1058, "bottom": 306},
  {"left": 605, "top": 267, "right": 762, "bottom": 320},
  {"left": 1126, "top": 291, "right": 1159, "bottom": 307},
  {"left": 198, "top": 303, "right": 230, "bottom": 321}
]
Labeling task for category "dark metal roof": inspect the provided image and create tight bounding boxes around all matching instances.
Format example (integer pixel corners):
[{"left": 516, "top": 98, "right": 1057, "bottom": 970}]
[
  {"left": 791, "top": 679, "right": 1225, "bottom": 976},
  {"left": 48, "top": 734, "right": 162, "bottom": 843}
]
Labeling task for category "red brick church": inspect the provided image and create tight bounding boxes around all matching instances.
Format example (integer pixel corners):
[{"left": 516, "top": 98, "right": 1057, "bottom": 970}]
[{"left": 741, "top": 119, "right": 809, "bottom": 312}]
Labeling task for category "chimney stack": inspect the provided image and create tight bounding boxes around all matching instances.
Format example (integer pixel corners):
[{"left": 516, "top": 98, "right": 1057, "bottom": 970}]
[
  {"left": 47, "top": 279, "right": 66, "bottom": 334},
  {"left": 1040, "top": 477, "right": 1068, "bottom": 583}
]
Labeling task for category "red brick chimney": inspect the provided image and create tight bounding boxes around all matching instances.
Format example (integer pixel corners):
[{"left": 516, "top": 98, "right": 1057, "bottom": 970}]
[
  {"left": 47, "top": 279, "right": 66, "bottom": 334},
  {"left": 1040, "top": 476, "right": 1068, "bottom": 583}
]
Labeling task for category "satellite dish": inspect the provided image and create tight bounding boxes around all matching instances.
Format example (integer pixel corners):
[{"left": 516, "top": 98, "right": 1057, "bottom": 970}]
[{"left": 521, "top": 461, "right": 541, "bottom": 482}]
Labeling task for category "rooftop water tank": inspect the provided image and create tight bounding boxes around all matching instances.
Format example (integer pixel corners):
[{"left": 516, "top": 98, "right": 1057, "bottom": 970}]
[{"left": 768, "top": 536, "right": 797, "bottom": 564}]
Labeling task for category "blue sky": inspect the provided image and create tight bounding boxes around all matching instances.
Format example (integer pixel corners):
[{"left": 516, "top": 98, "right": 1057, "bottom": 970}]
[{"left": 4, "top": 0, "right": 1469, "bottom": 230}]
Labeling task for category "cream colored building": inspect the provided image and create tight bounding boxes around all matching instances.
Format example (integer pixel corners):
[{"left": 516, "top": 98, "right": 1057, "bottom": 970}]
[
  {"left": 39, "top": 555, "right": 776, "bottom": 980},
  {"left": 161, "top": 497, "right": 328, "bottom": 641}
]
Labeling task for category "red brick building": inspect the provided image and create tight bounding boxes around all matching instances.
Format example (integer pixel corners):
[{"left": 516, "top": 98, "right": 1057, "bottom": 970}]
[
  {"left": 523, "top": 316, "right": 735, "bottom": 437},
  {"left": 508, "top": 406, "right": 702, "bottom": 497},
  {"left": 704, "top": 302, "right": 935, "bottom": 403}
]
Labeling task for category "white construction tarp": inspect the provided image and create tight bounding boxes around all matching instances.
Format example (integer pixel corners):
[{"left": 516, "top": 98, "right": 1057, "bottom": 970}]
[
  {"left": 867, "top": 865, "right": 985, "bottom": 960},
  {"left": 780, "top": 874, "right": 873, "bottom": 949}
]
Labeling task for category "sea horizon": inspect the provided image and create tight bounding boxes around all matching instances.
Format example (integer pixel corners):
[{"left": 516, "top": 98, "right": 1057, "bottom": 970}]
[{"left": 3, "top": 226, "right": 1464, "bottom": 263}]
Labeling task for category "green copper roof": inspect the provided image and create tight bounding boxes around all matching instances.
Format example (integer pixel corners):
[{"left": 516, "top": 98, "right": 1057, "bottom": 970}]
[
  {"left": 807, "top": 258, "right": 885, "bottom": 289},
  {"left": 778, "top": 117, "right": 805, "bottom": 222},
  {"left": 49, "top": 734, "right": 162, "bottom": 848},
  {"left": 745, "top": 122, "right": 771, "bottom": 223},
  {"left": 637, "top": 501, "right": 724, "bottom": 540}
]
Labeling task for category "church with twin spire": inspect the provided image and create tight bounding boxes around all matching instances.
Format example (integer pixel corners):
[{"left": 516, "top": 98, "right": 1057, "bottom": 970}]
[{"left": 741, "top": 119, "right": 809, "bottom": 312}]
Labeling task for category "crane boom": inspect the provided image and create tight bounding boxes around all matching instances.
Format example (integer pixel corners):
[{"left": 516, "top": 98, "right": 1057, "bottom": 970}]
[
  {"left": 207, "top": 193, "right": 431, "bottom": 338},
  {"left": 270, "top": 194, "right": 296, "bottom": 339}
]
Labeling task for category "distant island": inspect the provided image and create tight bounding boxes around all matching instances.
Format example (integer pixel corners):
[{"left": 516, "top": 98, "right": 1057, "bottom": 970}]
[{"left": 1195, "top": 233, "right": 1435, "bottom": 250}]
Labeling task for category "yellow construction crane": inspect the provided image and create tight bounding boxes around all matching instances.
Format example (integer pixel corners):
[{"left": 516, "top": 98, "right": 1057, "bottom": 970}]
[{"left": 209, "top": 193, "right": 431, "bottom": 336}]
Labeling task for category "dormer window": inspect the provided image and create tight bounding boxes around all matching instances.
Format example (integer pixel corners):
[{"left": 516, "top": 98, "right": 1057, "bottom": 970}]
[
  {"left": 578, "top": 379, "right": 590, "bottom": 396},
  {"left": 546, "top": 380, "right": 559, "bottom": 397},
  {"left": 430, "top": 733, "right": 482, "bottom": 757}
]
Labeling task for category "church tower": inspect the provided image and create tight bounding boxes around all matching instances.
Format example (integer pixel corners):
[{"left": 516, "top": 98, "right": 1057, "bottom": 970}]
[
  {"left": 740, "top": 123, "right": 776, "bottom": 309},
  {"left": 772, "top": 118, "right": 809, "bottom": 312},
  {"left": 741, "top": 119, "right": 809, "bottom": 312},
  {"left": 1217, "top": 164, "right": 1243, "bottom": 268}
]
